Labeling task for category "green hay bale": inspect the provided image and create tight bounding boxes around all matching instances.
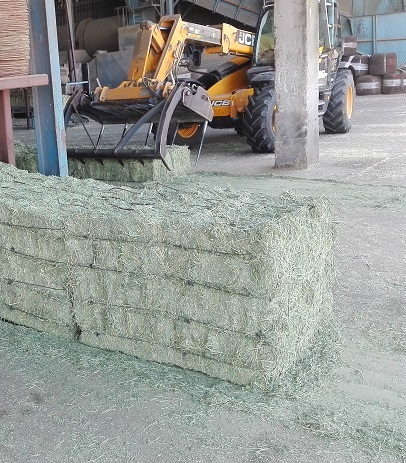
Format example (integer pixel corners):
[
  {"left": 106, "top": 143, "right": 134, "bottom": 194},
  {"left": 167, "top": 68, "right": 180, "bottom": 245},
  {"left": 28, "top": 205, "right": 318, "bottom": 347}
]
[
  {"left": 0, "top": 250, "right": 74, "bottom": 336},
  {"left": 118, "top": 243, "right": 256, "bottom": 292},
  {"left": 90, "top": 239, "right": 124, "bottom": 270},
  {"left": 70, "top": 275, "right": 263, "bottom": 337},
  {"left": 101, "top": 307, "right": 272, "bottom": 370},
  {"left": 171, "top": 317, "right": 274, "bottom": 370},
  {"left": 0, "top": 248, "right": 67, "bottom": 289},
  {"left": 143, "top": 278, "right": 268, "bottom": 335},
  {"left": 70, "top": 272, "right": 332, "bottom": 377},
  {"left": 71, "top": 301, "right": 107, "bottom": 333},
  {"left": 1, "top": 279, "right": 71, "bottom": 325},
  {"left": 65, "top": 212, "right": 164, "bottom": 243},
  {"left": 0, "top": 221, "right": 67, "bottom": 262},
  {"left": 13, "top": 141, "right": 38, "bottom": 173},
  {"left": 0, "top": 304, "right": 75, "bottom": 339},
  {"left": 14, "top": 141, "right": 190, "bottom": 182},
  {"left": 143, "top": 276, "right": 322, "bottom": 339},
  {"left": 64, "top": 238, "right": 95, "bottom": 266},
  {"left": 70, "top": 268, "right": 145, "bottom": 310},
  {"left": 69, "top": 265, "right": 331, "bottom": 346},
  {"left": 68, "top": 145, "right": 190, "bottom": 182}
]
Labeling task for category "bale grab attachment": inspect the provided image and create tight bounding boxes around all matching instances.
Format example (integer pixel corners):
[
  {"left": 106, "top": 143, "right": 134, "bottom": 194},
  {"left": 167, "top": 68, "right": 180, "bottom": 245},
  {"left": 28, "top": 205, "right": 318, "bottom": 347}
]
[{"left": 64, "top": 81, "right": 213, "bottom": 170}]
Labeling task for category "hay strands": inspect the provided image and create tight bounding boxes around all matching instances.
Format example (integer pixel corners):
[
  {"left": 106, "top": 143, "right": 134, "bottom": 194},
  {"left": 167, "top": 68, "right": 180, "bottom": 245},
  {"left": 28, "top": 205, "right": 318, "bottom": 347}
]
[
  {"left": 64, "top": 81, "right": 211, "bottom": 171},
  {"left": 0, "top": 0, "right": 30, "bottom": 78}
]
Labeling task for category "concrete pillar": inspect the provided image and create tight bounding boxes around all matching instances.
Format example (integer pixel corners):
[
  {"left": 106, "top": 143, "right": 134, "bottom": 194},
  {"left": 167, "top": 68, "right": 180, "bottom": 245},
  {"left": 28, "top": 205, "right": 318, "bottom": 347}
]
[{"left": 274, "top": 0, "right": 319, "bottom": 169}]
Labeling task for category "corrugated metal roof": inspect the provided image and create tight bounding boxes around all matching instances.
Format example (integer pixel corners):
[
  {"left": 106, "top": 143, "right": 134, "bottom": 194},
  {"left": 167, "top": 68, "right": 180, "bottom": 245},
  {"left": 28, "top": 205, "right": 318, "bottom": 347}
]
[
  {"left": 182, "top": 0, "right": 262, "bottom": 27},
  {"left": 352, "top": 0, "right": 406, "bottom": 16}
]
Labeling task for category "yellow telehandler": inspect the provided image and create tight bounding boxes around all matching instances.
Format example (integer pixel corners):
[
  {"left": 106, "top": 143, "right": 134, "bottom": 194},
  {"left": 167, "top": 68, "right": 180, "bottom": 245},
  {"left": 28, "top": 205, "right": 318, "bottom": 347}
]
[
  {"left": 64, "top": 15, "right": 255, "bottom": 168},
  {"left": 64, "top": 0, "right": 356, "bottom": 167}
]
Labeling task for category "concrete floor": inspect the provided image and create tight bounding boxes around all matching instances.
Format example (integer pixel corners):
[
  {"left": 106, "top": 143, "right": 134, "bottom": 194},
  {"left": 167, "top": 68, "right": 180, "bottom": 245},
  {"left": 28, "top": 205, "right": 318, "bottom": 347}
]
[
  {"left": 13, "top": 92, "right": 406, "bottom": 186},
  {"left": 192, "top": 92, "right": 406, "bottom": 186},
  {"left": 3, "top": 92, "right": 406, "bottom": 462}
]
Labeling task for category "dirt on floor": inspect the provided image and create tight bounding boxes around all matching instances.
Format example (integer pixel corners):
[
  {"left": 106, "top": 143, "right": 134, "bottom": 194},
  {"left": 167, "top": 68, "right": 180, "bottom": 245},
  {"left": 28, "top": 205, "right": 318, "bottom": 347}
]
[{"left": 1, "top": 94, "right": 405, "bottom": 462}]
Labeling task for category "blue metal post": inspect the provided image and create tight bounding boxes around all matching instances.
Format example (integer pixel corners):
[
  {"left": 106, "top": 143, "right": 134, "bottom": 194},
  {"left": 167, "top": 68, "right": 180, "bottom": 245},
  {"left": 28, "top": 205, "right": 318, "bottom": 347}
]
[
  {"left": 373, "top": 14, "right": 378, "bottom": 53},
  {"left": 29, "top": 0, "right": 68, "bottom": 176}
]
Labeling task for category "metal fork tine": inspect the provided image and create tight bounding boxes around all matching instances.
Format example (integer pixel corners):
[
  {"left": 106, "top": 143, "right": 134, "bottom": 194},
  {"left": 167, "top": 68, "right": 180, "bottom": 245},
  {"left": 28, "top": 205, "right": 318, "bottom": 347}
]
[
  {"left": 145, "top": 123, "right": 153, "bottom": 146},
  {"left": 195, "top": 121, "right": 208, "bottom": 166}
]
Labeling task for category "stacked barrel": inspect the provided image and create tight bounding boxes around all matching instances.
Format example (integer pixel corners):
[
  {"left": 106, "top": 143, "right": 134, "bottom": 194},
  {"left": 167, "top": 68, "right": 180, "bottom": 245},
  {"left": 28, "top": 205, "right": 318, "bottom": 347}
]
[
  {"left": 342, "top": 37, "right": 406, "bottom": 96},
  {"left": 0, "top": 0, "right": 30, "bottom": 78}
]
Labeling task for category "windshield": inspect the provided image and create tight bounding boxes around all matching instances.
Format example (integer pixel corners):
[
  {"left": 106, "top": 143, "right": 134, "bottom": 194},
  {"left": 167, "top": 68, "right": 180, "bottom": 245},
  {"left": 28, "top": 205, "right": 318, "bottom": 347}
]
[
  {"left": 256, "top": 5, "right": 340, "bottom": 60},
  {"left": 319, "top": 14, "right": 326, "bottom": 48},
  {"left": 255, "top": 9, "right": 275, "bottom": 66}
]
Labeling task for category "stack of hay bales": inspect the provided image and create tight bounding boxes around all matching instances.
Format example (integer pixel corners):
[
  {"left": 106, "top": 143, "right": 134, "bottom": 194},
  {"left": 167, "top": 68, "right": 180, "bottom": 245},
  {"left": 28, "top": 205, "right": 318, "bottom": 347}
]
[
  {"left": 0, "top": 163, "right": 335, "bottom": 391},
  {"left": 67, "top": 148, "right": 190, "bottom": 182},
  {"left": 0, "top": 0, "right": 30, "bottom": 78},
  {"left": 14, "top": 142, "right": 191, "bottom": 182},
  {"left": 0, "top": 188, "right": 77, "bottom": 337}
]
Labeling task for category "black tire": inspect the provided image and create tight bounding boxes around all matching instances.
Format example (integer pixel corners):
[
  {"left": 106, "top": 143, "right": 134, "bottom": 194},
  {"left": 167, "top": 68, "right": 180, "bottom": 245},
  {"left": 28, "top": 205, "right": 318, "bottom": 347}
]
[
  {"left": 243, "top": 85, "right": 276, "bottom": 153},
  {"left": 323, "top": 70, "right": 355, "bottom": 134},
  {"left": 234, "top": 122, "right": 244, "bottom": 136}
]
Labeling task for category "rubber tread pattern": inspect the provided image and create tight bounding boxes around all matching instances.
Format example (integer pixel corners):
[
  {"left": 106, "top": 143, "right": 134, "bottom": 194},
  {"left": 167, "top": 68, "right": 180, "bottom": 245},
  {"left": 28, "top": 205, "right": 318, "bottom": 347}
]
[
  {"left": 243, "top": 85, "right": 276, "bottom": 153},
  {"left": 323, "top": 70, "right": 355, "bottom": 134}
]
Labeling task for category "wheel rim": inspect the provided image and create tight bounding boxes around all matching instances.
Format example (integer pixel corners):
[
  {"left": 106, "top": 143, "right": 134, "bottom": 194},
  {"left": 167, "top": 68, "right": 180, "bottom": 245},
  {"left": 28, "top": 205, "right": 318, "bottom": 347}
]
[
  {"left": 269, "top": 105, "right": 277, "bottom": 134},
  {"left": 178, "top": 123, "right": 200, "bottom": 138},
  {"left": 346, "top": 84, "right": 354, "bottom": 118},
  {"left": 271, "top": 105, "right": 277, "bottom": 133}
]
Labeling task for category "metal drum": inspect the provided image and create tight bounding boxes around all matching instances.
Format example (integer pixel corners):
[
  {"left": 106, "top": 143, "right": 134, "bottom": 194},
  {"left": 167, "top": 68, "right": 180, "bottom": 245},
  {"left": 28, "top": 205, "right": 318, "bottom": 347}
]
[
  {"left": 342, "top": 35, "right": 357, "bottom": 56},
  {"left": 369, "top": 53, "right": 398, "bottom": 76},
  {"left": 351, "top": 54, "right": 370, "bottom": 78},
  {"left": 382, "top": 73, "right": 405, "bottom": 94},
  {"left": 356, "top": 75, "right": 382, "bottom": 95}
]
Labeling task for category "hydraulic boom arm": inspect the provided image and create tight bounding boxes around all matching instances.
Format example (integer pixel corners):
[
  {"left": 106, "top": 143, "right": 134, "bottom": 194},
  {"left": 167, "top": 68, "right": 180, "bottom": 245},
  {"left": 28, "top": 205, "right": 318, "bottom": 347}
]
[{"left": 98, "top": 14, "right": 254, "bottom": 102}]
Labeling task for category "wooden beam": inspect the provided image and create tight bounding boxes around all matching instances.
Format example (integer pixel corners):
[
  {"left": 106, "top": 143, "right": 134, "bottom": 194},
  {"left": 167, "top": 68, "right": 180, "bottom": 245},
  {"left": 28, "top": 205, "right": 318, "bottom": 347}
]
[{"left": 0, "top": 74, "right": 48, "bottom": 91}]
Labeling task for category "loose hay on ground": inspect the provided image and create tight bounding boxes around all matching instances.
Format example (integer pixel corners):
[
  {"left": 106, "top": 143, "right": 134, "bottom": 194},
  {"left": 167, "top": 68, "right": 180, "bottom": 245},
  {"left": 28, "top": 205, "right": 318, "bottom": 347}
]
[{"left": 0, "top": 161, "right": 336, "bottom": 391}]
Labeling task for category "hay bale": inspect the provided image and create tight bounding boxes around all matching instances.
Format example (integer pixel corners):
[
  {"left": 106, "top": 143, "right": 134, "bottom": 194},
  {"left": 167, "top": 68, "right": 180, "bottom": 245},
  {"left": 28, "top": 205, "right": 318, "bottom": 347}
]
[
  {"left": 0, "top": 303, "right": 76, "bottom": 340},
  {"left": 10, "top": 88, "right": 32, "bottom": 110},
  {"left": 0, "top": 220, "right": 67, "bottom": 262},
  {"left": 13, "top": 142, "right": 39, "bottom": 173},
  {"left": 90, "top": 306, "right": 274, "bottom": 370},
  {"left": 14, "top": 142, "right": 191, "bottom": 182},
  {"left": 2, "top": 280, "right": 71, "bottom": 325},
  {"left": 0, "top": 248, "right": 67, "bottom": 289},
  {"left": 79, "top": 330, "right": 262, "bottom": 388},
  {"left": 68, "top": 145, "right": 190, "bottom": 181},
  {"left": 0, "top": 162, "right": 336, "bottom": 391}
]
